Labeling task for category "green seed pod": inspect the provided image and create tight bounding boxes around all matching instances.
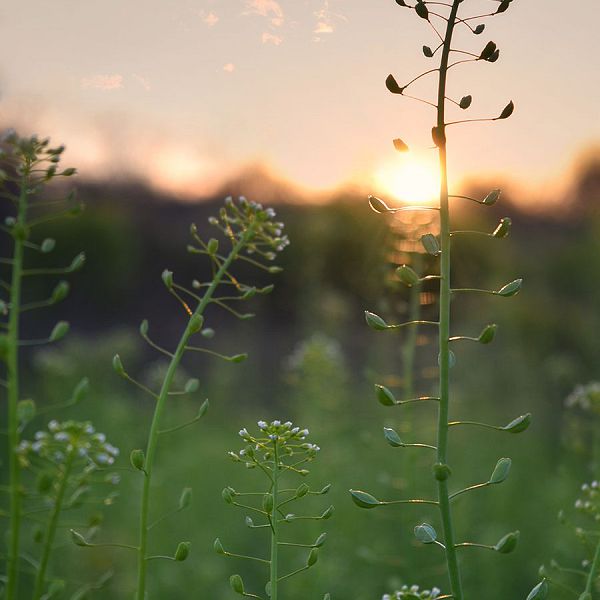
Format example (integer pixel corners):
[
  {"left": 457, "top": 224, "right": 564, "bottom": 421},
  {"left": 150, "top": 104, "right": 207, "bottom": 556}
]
[
  {"left": 230, "top": 353, "right": 248, "bottom": 363},
  {"left": 526, "top": 580, "right": 548, "bottom": 600},
  {"left": 368, "top": 195, "right": 390, "bottom": 213},
  {"left": 494, "top": 530, "right": 519, "bottom": 554},
  {"left": 496, "top": 0, "right": 511, "bottom": 13},
  {"left": 61, "top": 167, "right": 77, "bottom": 177},
  {"left": 230, "top": 574, "right": 244, "bottom": 594},
  {"left": 139, "top": 319, "right": 149, "bottom": 336},
  {"left": 130, "top": 449, "right": 146, "bottom": 471},
  {"left": 179, "top": 487, "right": 192, "bottom": 510},
  {"left": 49, "top": 321, "right": 70, "bottom": 342},
  {"left": 474, "top": 24, "right": 485, "bottom": 35},
  {"left": 70, "top": 529, "right": 88, "bottom": 547},
  {"left": 262, "top": 492, "right": 274, "bottom": 513},
  {"left": 365, "top": 311, "right": 388, "bottom": 331},
  {"left": 479, "top": 41, "right": 497, "bottom": 60},
  {"left": 17, "top": 399, "right": 36, "bottom": 425},
  {"left": 414, "top": 523, "right": 437, "bottom": 544},
  {"left": 40, "top": 238, "right": 56, "bottom": 253},
  {"left": 414, "top": 1, "right": 429, "bottom": 19},
  {"left": 161, "top": 269, "right": 174, "bottom": 289},
  {"left": 201, "top": 327, "right": 215, "bottom": 338},
  {"left": 51, "top": 281, "right": 70, "bottom": 303},
  {"left": 207, "top": 238, "right": 219, "bottom": 254},
  {"left": 315, "top": 532, "right": 327, "bottom": 547},
  {"left": 245, "top": 516, "right": 254, "bottom": 527},
  {"left": 493, "top": 217, "right": 512, "bottom": 238},
  {"left": 222, "top": 487, "right": 234, "bottom": 504},
  {"left": 375, "top": 384, "right": 396, "bottom": 406},
  {"left": 488, "top": 49, "right": 500, "bottom": 63},
  {"left": 307, "top": 547, "right": 319, "bottom": 566},
  {"left": 320, "top": 484, "right": 332, "bottom": 495},
  {"left": 498, "top": 100, "right": 515, "bottom": 119},
  {"left": 421, "top": 233, "right": 441, "bottom": 256},
  {"left": 189, "top": 313, "right": 204, "bottom": 333},
  {"left": 12, "top": 223, "right": 29, "bottom": 242},
  {"left": 214, "top": 538, "right": 225, "bottom": 555},
  {"left": 296, "top": 483, "right": 309, "bottom": 498},
  {"left": 396, "top": 264, "right": 420, "bottom": 286},
  {"left": 489, "top": 457, "right": 511, "bottom": 484},
  {"left": 184, "top": 378, "right": 200, "bottom": 393},
  {"left": 459, "top": 95, "right": 472, "bottom": 109},
  {"left": 395, "top": 0, "right": 407, "bottom": 5},
  {"left": 393, "top": 138, "right": 410, "bottom": 152},
  {"left": 112, "top": 354, "right": 125, "bottom": 376},
  {"left": 350, "top": 489, "right": 380, "bottom": 509},
  {"left": 321, "top": 505, "right": 334, "bottom": 519},
  {"left": 433, "top": 462, "right": 452, "bottom": 481},
  {"left": 422, "top": 45, "right": 433, "bottom": 58},
  {"left": 268, "top": 266, "right": 283, "bottom": 274},
  {"left": 482, "top": 188, "right": 501, "bottom": 205},
  {"left": 478, "top": 324, "right": 497, "bottom": 344},
  {"left": 383, "top": 427, "right": 403, "bottom": 447},
  {"left": 70, "top": 252, "right": 86, "bottom": 271},
  {"left": 497, "top": 278, "right": 523, "bottom": 297},
  {"left": 502, "top": 413, "right": 532, "bottom": 433},
  {"left": 174, "top": 541, "right": 191, "bottom": 561},
  {"left": 385, "top": 74, "right": 404, "bottom": 95}
]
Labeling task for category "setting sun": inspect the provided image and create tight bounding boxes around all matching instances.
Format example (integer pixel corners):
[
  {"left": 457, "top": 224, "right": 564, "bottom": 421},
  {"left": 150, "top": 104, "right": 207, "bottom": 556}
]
[{"left": 374, "top": 154, "right": 440, "bottom": 206}]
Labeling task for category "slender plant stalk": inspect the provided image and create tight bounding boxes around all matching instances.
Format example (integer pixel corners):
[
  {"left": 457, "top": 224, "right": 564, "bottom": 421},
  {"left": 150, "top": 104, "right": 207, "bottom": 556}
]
[
  {"left": 269, "top": 443, "right": 280, "bottom": 600},
  {"left": 583, "top": 538, "right": 600, "bottom": 597},
  {"left": 6, "top": 172, "right": 29, "bottom": 600},
  {"left": 402, "top": 253, "right": 422, "bottom": 400},
  {"left": 32, "top": 449, "right": 76, "bottom": 600},
  {"left": 435, "top": 2, "right": 464, "bottom": 598},
  {"left": 135, "top": 226, "right": 256, "bottom": 600}
]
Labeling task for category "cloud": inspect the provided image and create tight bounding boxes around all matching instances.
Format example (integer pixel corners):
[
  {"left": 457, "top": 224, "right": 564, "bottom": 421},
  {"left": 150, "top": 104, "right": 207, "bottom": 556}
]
[
  {"left": 262, "top": 32, "right": 283, "bottom": 45},
  {"left": 133, "top": 74, "right": 151, "bottom": 91},
  {"left": 313, "top": 1, "right": 345, "bottom": 36},
  {"left": 223, "top": 63, "right": 235, "bottom": 73},
  {"left": 80, "top": 74, "right": 124, "bottom": 91},
  {"left": 243, "top": 0, "right": 284, "bottom": 27},
  {"left": 199, "top": 10, "right": 219, "bottom": 27}
]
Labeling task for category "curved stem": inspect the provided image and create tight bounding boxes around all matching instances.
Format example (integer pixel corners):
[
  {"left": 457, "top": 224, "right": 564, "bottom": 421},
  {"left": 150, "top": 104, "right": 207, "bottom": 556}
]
[
  {"left": 269, "top": 443, "right": 280, "bottom": 600},
  {"left": 6, "top": 170, "right": 28, "bottom": 600},
  {"left": 32, "top": 450, "right": 75, "bottom": 600},
  {"left": 435, "top": 2, "right": 464, "bottom": 599},
  {"left": 135, "top": 227, "right": 255, "bottom": 600}
]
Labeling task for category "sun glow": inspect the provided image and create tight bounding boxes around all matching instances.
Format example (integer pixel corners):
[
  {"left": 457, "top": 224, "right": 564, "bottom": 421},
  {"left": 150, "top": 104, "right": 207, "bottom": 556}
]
[{"left": 374, "top": 154, "right": 440, "bottom": 206}]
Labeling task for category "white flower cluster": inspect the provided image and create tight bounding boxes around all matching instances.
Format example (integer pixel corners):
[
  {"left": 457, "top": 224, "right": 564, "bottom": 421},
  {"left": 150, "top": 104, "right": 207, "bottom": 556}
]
[
  {"left": 18, "top": 420, "right": 119, "bottom": 467},
  {"left": 209, "top": 196, "right": 290, "bottom": 256},
  {"left": 574, "top": 480, "right": 600, "bottom": 521},
  {"left": 383, "top": 585, "right": 441, "bottom": 600},
  {"left": 565, "top": 382, "right": 600, "bottom": 414}
]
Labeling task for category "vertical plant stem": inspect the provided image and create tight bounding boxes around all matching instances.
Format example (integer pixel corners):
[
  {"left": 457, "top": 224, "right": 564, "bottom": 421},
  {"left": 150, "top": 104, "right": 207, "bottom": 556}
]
[
  {"left": 583, "top": 537, "right": 600, "bottom": 597},
  {"left": 135, "top": 227, "right": 255, "bottom": 600},
  {"left": 6, "top": 172, "right": 29, "bottom": 600},
  {"left": 435, "top": 2, "right": 463, "bottom": 599},
  {"left": 270, "top": 443, "right": 280, "bottom": 600},
  {"left": 32, "top": 449, "right": 76, "bottom": 600}
]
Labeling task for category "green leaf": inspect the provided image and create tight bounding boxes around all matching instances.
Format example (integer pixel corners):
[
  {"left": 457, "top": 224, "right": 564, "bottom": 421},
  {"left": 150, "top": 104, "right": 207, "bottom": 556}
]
[
  {"left": 393, "top": 138, "right": 410, "bottom": 152},
  {"left": 497, "top": 278, "right": 523, "bottom": 297},
  {"left": 421, "top": 233, "right": 441, "bottom": 256},
  {"left": 396, "top": 264, "right": 420, "bottom": 286},
  {"left": 385, "top": 74, "right": 404, "bottom": 95},
  {"left": 49, "top": 321, "right": 69, "bottom": 342},
  {"left": 383, "top": 427, "right": 403, "bottom": 447},
  {"left": 478, "top": 324, "right": 497, "bottom": 344},
  {"left": 414, "top": 523, "right": 437, "bottom": 544},
  {"left": 365, "top": 311, "right": 388, "bottom": 331},
  {"left": 178, "top": 487, "right": 192, "bottom": 510},
  {"left": 230, "top": 574, "right": 244, "bottom": 594},
  {"left": 375, "top": 384, "right": 396, "bottom": 406},
  {"left": 526, "top": 580, "right": 548, "bottom": 600},
  {"left": 214, "top": 538, "right": 225, "bottom": 555},
  {"left": 489, "top": 457, "right": 512, "bottom": 484},
  {"left": 493, "top": 217, "right": 512, "bottom": 238},
  {"left": 498, "top": 101, "right": 515, "bottom": 120},
  {"left": 349, "top": 489, "right": 380, "bottom": 509},
  {"left": 502, "top": 413, "right": 532, "bottom": 434},
  {"left": 482, "top": 189, "right": 501, "bottom": 205},
  {"left": 494, "top": 530, "right": 519, "bottom": 554}
]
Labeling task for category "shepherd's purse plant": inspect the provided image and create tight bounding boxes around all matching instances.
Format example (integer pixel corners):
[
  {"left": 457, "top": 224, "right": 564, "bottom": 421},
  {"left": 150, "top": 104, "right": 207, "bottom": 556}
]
[{"left": 349, "top": 1, "right": 530, "bottom": 598}]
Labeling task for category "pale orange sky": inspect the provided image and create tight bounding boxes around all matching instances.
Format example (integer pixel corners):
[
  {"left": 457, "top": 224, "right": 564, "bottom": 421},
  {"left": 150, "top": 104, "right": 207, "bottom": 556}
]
[{"left": 0, "top": 1, "right": 598, "bottom": 203}]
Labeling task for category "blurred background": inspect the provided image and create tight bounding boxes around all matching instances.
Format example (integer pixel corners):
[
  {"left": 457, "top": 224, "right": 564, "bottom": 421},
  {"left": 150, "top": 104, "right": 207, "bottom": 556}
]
[{"left": 1, "top": 0, "right": 600, "bottom": 598}]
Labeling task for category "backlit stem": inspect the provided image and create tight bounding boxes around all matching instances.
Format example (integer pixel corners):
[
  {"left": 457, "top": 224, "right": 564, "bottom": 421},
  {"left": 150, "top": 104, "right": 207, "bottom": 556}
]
[{"left": 269, "top": 443, "right": 280, "bottom": 600}]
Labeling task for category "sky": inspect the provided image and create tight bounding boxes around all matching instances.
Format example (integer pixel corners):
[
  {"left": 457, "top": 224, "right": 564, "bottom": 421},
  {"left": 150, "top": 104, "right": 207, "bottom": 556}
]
[{"left": 0, "top": 1, "right": 598, "bottom": 206}]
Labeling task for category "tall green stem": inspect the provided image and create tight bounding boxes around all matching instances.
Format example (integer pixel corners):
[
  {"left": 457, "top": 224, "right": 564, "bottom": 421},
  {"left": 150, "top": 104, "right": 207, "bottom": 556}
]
[
  {"left": 32, "top": 449, "right": 75, "bottom": 600},
  {"left": 135, "top": 227, "right": 255, "bottom": 600},
  {"left": 269, "top": 443, "right": 280, "bottom": 600},
  {"left": 583, "top": 538, "right": 600, "bottom": 597},
  {"left": 435, "top": 2, "right": 464, "bottom": 599},
  {"left": 6, "top": 171, "right": 29, "bottom": 600}
]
